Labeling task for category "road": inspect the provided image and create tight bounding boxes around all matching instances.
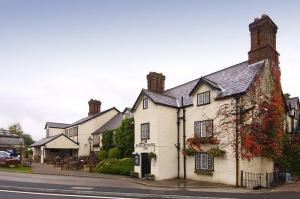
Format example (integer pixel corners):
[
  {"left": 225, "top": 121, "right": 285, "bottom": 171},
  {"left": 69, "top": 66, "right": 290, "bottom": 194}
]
[{"left": 0, "top": 171, "right": 299, "bottom": 199}]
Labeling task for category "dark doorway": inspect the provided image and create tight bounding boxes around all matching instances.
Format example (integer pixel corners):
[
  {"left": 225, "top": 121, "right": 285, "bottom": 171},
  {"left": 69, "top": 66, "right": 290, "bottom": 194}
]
[{"left": 141, "top": 153, "right": 151, "bottom": 178}]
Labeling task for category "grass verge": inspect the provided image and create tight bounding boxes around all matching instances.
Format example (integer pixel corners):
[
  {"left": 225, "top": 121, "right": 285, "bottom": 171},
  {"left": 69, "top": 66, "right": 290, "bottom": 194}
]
[{"left": 0, "top": 165, "right": 32, "bottom": 173}]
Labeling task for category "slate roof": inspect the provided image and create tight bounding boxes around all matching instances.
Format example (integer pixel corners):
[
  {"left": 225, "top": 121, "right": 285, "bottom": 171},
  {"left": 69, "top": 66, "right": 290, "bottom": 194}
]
[
  {"left": 133, "top": 60, "right": 265, "bottom": 109},
  {"left": 0, "top": 129, "right": 20, "bottom": 138},
  {"left": 68, "top": 107, "right": 120, "bottom": 128},
  {"left": 287, "top": 97, "right": 299, "bottom": 109},
  {"left": 45, "top": 107, "right": 120, "bottom": 129},
  {"left": 45, "top": 122, "right": 70, "bottom": 129},
  {"left": 122, "top": 107, "right": 132, "bottom": 114},
  {"left": 30, "top": 134, "right": 61, "bottom": 147},
  {"left": 92, "top": 113, "right": 123, "bottom": 135},
  {"left": 30, "top": 134, "right": 79, "bottom": 147}
]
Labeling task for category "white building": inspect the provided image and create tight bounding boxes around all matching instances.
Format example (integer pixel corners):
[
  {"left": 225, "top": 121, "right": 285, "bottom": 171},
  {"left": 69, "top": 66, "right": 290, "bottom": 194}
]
[
  {"left": 132, "top": 15, "right": 285, "bottom": 186},
  {"left": 30, "top": 99, "right": 120, "bottom": 163}
]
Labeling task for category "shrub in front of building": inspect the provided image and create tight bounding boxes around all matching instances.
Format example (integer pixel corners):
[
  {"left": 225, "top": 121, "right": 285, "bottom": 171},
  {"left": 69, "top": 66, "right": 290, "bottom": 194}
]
[
  {"left": 108, "top": 147, "right": 121, "bottom": 159},
  {"left": 95, "top": 158, "right": 134, "bottom": 175},
  {"left": 97, "top": 150, "right": 108, "bottom": 161}
]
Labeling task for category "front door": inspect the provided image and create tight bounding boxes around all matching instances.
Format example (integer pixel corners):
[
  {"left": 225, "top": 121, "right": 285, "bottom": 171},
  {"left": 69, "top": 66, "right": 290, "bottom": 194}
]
[{"left": 141, "top": 153, "right": 151, "bottom": 178}]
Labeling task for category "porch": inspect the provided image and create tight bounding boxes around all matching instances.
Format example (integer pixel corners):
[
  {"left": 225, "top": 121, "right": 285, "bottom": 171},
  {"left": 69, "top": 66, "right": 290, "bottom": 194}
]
[{"left": 30, "top": 134, "right": 79, "bottom": 163}]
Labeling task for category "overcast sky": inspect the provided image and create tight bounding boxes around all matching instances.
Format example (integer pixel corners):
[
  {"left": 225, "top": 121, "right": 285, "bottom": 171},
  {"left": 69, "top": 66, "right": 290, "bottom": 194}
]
[{"left": 0, "top": 0, "right": 299, "bottom": 141}]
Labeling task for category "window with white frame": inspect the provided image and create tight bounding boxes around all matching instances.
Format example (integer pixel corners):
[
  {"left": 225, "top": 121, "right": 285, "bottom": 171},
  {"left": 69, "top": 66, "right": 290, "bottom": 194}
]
[
  {"left": 197, "top": 91, "right": 210, "bottom": 106},
  {"left": 194, "top": 120, "right": 213, "bottom": 137},
  {"left": 195, "top": 152, "right": 214, "bottom": 171},
  {"left": 141, "top": 123, "right": 150, "bottom": 140},
  {"left": 143, "top": 98, "right": 148, "bottom": 109}
]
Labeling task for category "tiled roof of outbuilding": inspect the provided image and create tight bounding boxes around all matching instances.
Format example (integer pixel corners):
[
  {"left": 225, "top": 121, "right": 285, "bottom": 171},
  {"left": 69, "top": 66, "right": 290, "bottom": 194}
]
[{"left": 133, "top": 60, "right": 265, "bottom": 109}]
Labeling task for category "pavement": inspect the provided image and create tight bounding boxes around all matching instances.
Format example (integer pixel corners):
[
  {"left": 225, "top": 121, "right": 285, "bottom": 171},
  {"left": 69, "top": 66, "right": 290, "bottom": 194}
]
[
  {"left": 31, "top": 163, "right": 230, "bottom": 188},
  {"left": 0, "top": 171, "right": 300, "bottom": 198}
]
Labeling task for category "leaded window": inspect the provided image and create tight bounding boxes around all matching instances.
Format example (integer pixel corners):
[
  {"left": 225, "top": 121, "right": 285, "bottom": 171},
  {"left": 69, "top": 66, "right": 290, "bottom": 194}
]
[
  {"left": 197, "top": 91, "right": 210, "bottom": 106},
  {"left": 194, "top": 120, "right": 213, "bottom": 137},
  {"left": 195, "top": 153, "right": 214, "bottom": 171},
  {"left": 143, "top": 98, "right": 148, "bottom": 109},
  {"left": 141, "top": 123, "right": 150, "bottom": 140}
]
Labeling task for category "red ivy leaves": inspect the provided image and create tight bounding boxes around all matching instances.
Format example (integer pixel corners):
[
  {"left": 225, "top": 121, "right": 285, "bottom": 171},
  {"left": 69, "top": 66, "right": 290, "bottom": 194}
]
[{"left": 241, "top": 64, "right": 285, "bottom": 160}]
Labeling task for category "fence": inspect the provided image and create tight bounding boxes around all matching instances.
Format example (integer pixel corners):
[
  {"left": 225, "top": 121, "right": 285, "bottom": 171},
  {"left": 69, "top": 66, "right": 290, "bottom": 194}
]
[{"left": 241, "top": 170, "right": 286, "bottom": 189}]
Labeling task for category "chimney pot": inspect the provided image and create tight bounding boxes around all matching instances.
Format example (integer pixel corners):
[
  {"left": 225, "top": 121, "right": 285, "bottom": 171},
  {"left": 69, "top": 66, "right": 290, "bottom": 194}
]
[
  {"left": 146, "top": 72, "right": 166, "bottom": 92},
  {"left": 88, "top": 99, "right": 101, "bottom": 116},
  {"left": 248, "top": 14, "right": 279, "bottom": 65}
]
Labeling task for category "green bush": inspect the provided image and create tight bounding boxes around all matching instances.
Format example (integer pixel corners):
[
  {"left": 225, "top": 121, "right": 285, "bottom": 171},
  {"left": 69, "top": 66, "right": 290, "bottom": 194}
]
[
  {"left": 97, "top": 150, "right": 108, "bottom": 161},
  {"left": 101, "top": 130, "right": 114, "bottom": 151},
  {"left": 108, "top": 147, "right": 121, "bottom": 159},
  {"left": 95, "top": 158, "right": 134, "bottom": 175}
]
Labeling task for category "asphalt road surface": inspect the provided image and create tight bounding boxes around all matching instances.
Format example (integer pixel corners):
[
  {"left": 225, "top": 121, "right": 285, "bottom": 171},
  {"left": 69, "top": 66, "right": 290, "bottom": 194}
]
[{"left": 0, "top": 171, "right": 299, "bottom": 199}]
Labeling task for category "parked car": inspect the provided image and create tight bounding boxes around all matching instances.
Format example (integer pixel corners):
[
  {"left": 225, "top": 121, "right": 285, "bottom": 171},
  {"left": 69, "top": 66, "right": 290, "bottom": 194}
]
[{"left": 0, "top": 151, "right": 20, "bottom": 166}]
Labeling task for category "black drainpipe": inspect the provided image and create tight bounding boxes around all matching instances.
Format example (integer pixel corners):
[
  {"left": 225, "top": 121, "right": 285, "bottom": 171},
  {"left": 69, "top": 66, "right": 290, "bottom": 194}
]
[
  {"left": 235, "top": 97, "right": 240, "bottom": 187},
  {"left": 176, "top": 108, "right": 180, "bottom": 179},
  {"left": 182, "top": 97, "right": 187, "bottom": 180}
]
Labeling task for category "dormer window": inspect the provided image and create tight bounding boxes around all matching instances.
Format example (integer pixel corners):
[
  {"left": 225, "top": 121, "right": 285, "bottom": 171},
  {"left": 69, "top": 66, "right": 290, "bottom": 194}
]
[
  {"left": 197, "top": 91, "right": 210, "bottom": 106},
  {"left": 143, "top": 98, "right": 148, "bottom": 109},
  {"left": 46, "top": 129, "right": 49, "bottom": 138}
]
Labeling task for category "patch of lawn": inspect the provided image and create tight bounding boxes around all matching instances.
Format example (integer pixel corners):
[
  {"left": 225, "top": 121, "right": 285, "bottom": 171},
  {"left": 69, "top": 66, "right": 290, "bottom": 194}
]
[{"left": 0, "top": 165, "right": 32, "bottom": 173}]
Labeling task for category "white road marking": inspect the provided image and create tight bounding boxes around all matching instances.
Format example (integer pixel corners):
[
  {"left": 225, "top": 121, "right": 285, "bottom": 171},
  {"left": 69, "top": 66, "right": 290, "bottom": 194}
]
[
  {"left": 0, "top": 189, "right": 131, "bottom": 199},
  {"left": 72, "top": 186, "right": 95, "bottom": 190},
  {"left": 0, "top": 186, "right": 239, "bottom": 199}
]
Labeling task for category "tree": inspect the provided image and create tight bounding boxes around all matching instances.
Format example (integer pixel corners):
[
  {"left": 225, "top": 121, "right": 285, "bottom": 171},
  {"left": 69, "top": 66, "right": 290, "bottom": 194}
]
[
  {"left": 8, "top": 123, "right": 23, "bottom": 136},
  {"left": 277, "top": 134, "right": 300, "bottom": 176},
  {"left": 8, "top": 122, "right": 34, "bottom": 146},
  {"left": 114, "top": 118, "right": 134, "bottom": 157},
  {"left": 101, "top": 130, "right": 114, "bottom": 151}
]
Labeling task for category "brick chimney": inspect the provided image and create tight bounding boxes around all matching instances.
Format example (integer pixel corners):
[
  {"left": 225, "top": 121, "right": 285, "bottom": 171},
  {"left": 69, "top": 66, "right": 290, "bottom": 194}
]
[
  {"left": 248, "top": 14, "right": 279, "bottom": 65},
  {"left": 147, "top": 72, "right": 165, "bottom": 92},
  {"left": 88, "top": 99, "right": 101, "bottom": 116}
]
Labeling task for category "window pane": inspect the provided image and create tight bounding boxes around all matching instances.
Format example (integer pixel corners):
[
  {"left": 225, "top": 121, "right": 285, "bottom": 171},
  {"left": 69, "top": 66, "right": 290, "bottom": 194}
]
[
  {"left": 195, "top": 152, "right": 214, "bottom": 171},
  {"left": 200, "top": 122, "right": 206, "bottom": 137},
  {"left": 208, "top": 155, "right": 214, "bottom": 170},
  {"left": 141, "top": 123, "right": 150, "bottom": 139},
  {"left": 203, "top": 92, "right": 209, "bottom": 104},
  {"left": 206, "top": 120, "right": 213, "bottom": 137},
  {"left": 198, "top": 94, "right": 203, "bottom": 105},
  {"left": 201, "top": 153, "right": 208, "bottom": 170},
  {"left": 194, "top": 122, "right": 201, "bottom": 137}
]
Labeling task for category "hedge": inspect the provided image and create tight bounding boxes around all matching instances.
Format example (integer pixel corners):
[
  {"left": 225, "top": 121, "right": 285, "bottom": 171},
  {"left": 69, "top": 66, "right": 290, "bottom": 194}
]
[{"left": 95, "top": 158, "right": 134, "bottom": 176}]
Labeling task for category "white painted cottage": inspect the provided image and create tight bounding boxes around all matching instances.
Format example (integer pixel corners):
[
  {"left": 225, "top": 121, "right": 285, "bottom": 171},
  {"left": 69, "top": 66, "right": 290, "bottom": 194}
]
[{"left": 132, "top": 15, "right": 285, "bottom": 186}]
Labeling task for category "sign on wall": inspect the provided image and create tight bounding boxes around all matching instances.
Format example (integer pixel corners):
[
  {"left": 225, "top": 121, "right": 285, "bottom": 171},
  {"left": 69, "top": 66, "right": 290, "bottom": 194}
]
[{"left": 133, "top": 153, "right": 140, "bottom": 166}]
